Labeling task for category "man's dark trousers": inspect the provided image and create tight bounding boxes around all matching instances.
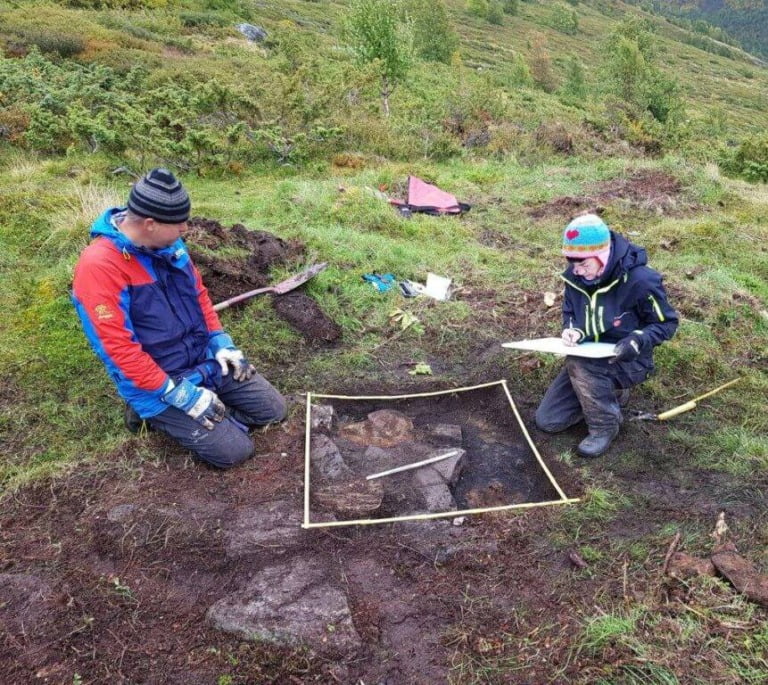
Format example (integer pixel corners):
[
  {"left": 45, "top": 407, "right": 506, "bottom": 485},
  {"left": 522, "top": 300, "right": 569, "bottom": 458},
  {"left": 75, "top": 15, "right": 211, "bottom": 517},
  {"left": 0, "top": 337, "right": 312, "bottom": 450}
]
[{"left": 148, "top": 371, "right": 286, "bottom": 468}]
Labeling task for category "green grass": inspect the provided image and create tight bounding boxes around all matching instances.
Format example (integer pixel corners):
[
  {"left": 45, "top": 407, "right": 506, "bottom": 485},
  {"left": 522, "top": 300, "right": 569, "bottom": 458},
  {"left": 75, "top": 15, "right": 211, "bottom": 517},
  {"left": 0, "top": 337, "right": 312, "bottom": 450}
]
[
  {"left": 1, "top": 2, "right": 768, "bottom": 682},
  {"left": 3, "top": 152, "right": 766, "bottom": 487}
]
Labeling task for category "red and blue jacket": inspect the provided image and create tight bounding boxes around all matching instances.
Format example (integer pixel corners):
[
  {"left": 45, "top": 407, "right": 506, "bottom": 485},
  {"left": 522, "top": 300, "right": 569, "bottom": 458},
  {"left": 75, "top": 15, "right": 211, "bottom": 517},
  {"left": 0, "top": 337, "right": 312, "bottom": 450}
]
[
  {"left": 562, "top": 231, "right": 678, "bottom": 385},
  {"left": 72, "top": 208, "right": 234, "bottom": 418}
]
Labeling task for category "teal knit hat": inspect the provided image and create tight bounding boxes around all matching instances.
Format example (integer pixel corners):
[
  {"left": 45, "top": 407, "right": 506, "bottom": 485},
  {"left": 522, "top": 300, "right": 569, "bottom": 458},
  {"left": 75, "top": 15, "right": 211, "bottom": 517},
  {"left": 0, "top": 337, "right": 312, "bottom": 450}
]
[{"left": 562, "top": 214, "right": 611, "bottom": 259}]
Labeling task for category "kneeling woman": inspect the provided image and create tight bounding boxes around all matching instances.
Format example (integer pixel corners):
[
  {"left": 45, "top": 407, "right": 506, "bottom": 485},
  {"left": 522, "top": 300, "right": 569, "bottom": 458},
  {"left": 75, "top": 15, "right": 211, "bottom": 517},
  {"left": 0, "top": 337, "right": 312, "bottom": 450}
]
[{"left": 535, "top": 214, "right": 678, "bottom": 458}]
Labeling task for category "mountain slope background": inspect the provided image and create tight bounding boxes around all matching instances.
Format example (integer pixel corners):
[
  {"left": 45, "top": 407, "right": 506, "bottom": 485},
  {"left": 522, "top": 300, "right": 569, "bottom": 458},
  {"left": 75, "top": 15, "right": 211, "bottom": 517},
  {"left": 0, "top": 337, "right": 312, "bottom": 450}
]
[{"left": 652, "top": 0, "right": 768, "bottom": 60}]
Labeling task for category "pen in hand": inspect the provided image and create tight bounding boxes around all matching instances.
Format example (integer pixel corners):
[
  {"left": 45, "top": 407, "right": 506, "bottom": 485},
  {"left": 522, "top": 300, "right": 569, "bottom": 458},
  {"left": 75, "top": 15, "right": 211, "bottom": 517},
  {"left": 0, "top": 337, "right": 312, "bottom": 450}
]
[{"left": 562, "top": 317, "right": 580, "bottom": 347}]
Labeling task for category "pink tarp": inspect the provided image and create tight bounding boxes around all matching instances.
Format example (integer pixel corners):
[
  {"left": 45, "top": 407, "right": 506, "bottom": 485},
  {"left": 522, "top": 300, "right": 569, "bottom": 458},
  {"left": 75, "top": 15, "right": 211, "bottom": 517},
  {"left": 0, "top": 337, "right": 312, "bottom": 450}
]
[{"left": 390, "top": 176, "right": 469, "bottom": 215}]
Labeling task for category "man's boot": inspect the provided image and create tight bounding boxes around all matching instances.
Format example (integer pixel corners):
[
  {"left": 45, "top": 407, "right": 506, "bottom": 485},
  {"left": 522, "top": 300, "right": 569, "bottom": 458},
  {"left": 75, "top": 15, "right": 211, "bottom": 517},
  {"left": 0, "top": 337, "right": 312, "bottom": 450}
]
[
  {"left": 577, "top": 426, "right": 619, "bottom": 458},
  {"left": 124, "top": 403, "right": 151, "bottom": 435}
]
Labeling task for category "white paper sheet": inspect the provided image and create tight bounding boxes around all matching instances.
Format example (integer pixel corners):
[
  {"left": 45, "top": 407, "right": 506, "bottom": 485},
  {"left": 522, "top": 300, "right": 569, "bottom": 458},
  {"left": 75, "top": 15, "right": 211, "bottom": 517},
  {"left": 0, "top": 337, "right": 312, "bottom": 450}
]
[{"left": 502, "top": 337, "right": 617, "bottom": 358}]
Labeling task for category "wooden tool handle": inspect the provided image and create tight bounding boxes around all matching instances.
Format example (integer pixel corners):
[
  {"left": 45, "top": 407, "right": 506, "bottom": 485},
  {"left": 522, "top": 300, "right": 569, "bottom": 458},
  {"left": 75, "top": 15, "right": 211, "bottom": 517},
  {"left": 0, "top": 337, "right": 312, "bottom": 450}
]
[
  {"left": 213, "top": 286, "right": 273, "bottom": 312},
  {"left": 657, "top": 401, "right": 697, "bottom": 421}
]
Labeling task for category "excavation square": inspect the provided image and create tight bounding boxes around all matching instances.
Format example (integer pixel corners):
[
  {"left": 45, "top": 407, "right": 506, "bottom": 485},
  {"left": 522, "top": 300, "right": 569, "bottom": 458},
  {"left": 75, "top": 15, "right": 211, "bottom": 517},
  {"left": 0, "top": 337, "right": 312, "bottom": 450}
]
[{"left": 303, "top": 381, "right": 576, "bottom": 528}]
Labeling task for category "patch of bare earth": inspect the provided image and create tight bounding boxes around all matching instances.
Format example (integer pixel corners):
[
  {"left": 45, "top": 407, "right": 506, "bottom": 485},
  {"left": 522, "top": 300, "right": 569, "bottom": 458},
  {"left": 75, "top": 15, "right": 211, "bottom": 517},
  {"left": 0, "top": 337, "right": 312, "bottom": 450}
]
[
  {"left": 528, "top": 169, "right": 694, "bottom": 219},
  {"left": 2, "top": 375, "right": 767, "bottom": 683},
  {"left": 186, "top": 217, "right": 340, "bottom": 344}
]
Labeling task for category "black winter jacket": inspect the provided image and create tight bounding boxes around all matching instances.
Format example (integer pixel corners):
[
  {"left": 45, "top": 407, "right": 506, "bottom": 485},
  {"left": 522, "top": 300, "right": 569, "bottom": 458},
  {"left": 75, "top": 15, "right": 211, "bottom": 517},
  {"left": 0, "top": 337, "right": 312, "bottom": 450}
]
[{"left": 561, "top": 231, "right": 678, "bottom": 386}]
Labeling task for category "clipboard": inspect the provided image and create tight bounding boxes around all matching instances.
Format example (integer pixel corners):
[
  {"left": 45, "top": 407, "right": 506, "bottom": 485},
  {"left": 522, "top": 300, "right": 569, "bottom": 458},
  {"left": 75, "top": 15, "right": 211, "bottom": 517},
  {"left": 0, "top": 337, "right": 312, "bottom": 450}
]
[{"left": 502, "top": 337, "right": 617, "bottom": 358}]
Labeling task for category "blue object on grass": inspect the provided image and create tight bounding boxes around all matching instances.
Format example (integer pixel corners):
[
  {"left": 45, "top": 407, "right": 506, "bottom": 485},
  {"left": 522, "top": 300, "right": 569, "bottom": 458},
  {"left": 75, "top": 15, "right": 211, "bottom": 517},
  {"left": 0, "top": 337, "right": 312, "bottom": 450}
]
[{"left": 362, "top": 273, "right": 396, "bottom": 292}]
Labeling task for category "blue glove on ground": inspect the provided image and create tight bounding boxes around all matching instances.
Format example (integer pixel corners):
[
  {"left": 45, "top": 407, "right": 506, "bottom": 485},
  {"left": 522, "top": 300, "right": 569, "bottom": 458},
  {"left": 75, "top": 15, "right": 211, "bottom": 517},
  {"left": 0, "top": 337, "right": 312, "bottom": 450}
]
[
  {"left": 161, "top": 378, "right": 226, "bottom": 430},
  {"left": 362, "top": 273, "right": 396, "bottom": 292}
]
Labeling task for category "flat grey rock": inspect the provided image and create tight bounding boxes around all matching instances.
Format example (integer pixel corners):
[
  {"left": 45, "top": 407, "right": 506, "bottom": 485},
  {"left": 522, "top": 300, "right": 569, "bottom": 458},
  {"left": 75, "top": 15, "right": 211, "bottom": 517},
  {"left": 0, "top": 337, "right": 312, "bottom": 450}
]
[
  {"left": 414, "top": 468, "right": 456, "bottom": 512},
  {"left": 207, "top": 557, "right": 361, "bottom": 654},
  {"left": 224, "top": 501, "right": 303, "bottom": 557},
  {"left": 428, "top": 448, "right": 466, "bottom": 486},
  {"left": 311, "top": 433, "right": 352, "bottom": 480},
  {"left": 237, "top": 23, "right": 267, "bottom": 42}
]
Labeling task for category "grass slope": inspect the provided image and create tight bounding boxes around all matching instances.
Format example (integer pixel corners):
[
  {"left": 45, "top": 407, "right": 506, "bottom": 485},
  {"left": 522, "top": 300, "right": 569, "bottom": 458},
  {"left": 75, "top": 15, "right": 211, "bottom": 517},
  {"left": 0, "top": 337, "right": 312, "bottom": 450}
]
[{"left": 0, "top": 1, "right": 767, "bottom": 682}]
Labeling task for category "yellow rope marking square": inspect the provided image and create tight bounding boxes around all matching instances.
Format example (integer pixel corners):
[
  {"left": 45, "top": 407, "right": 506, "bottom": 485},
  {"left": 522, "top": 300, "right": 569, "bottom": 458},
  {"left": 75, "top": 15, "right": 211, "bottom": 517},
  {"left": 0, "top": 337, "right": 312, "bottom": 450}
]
[{"left": 303, "top": 380, "right": 578, "bottom": 529}]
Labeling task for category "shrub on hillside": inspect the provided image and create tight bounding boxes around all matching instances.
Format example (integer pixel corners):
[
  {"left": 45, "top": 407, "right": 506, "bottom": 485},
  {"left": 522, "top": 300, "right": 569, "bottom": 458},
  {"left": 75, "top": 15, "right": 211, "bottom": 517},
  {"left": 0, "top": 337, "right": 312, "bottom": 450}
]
[
  {"left": 503, "top": 0, "right": 519, "bottom": 15},
  {"left": 467, "top": 0, "right": 490, "bottom": 20},
  {"left": 534, "top": 121, "right": 574, "bottom": 155},
  {"left": 721, "top": 136, "right": 768, "bottom": 183},
  {"left": 343, "top": 0, "right": 413, "bottom": 116},
  {"left": 644, "top": 69, "right": 681, "bottom": 125},
  {"left": 600, "top": 19, "right": 682, "bottom": 126},
  {"left": 487, "top": 1, "right": 505, "bottom": 25},
  {"left": 0, "top": 48, "right": 346, "bottom": 171},
  {"left": 549, "top": 3, "right": 579, "bottom": 35},
  {"left": 405, "top": 0, "right": 459, "bottom": 64},
  {"left": 0, "top": 106, "right": 30, "bottom": 143},
  {"left": 63, "top": 0, "right": 168, "bottom": 7},
  {"left": 10, "top": 30, "right": 85, "bottom": 58},
  {"left": 485, "top": 120, "right": 524, "bottom": 158},
  {"left": 497, "top": 53, "right": 534, "bottom": 89},
  {"left": 560, "top": 56, "right": 586, "bottom": 102},
  {"left": 528, "top": 34, "right": 558, "bottom": 93}
]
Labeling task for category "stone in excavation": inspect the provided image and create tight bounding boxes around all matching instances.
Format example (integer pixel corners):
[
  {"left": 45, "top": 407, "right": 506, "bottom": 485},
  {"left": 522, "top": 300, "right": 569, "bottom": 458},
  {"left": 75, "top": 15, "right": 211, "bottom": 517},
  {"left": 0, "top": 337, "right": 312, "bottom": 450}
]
[
  {"left": 414, "top": 467, "right": 456, "bottom": 512},
  {"left": 310, "top": 434, "right": 351, "bottom": 480},
  {"left": 313, "top": 479, "right": 384, "bottom": 516},
  {"left": 362, "top": 445, "right": 404, "bottom": 473},
  {"left": 339, "top": 410, "right": 414, "bottom": 447},
  {"left": 310, "top": 404, "right": 335, "bottom": 432},
  {"left": 207, "top": 557, "right": 361, "bottom": 654},
  {"left": 424, "top": 424, "right": 463, "bottom": 446},
  {"left": 224, "top": 501, "right": 303, "bottom": 557},
  {"left": 427, "top": 448, "right": 466, "bottom": 486}
]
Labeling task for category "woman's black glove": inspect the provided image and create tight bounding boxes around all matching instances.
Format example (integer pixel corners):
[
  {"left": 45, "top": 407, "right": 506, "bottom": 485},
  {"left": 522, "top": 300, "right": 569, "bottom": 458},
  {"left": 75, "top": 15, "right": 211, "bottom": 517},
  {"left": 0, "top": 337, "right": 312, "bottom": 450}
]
[{"left": 610, "top": 331, "right": 644, "bottom": 363}]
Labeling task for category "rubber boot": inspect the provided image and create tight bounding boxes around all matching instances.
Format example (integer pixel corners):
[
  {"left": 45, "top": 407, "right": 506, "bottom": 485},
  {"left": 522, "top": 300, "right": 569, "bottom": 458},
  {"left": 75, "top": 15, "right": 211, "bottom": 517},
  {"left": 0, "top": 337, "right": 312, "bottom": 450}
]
[
  {"left": 615, "top": 388, "right": 631, "bottom": 408},
  {"left": 577, "top": 426, "right": 619, "bottom": 458}
]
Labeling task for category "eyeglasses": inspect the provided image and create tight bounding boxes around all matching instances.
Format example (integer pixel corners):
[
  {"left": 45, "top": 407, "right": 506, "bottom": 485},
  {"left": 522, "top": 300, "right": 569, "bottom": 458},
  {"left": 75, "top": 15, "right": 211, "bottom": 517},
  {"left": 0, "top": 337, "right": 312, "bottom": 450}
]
[{"left": 566, "top": 256, "right": 587, "bottom": 264}]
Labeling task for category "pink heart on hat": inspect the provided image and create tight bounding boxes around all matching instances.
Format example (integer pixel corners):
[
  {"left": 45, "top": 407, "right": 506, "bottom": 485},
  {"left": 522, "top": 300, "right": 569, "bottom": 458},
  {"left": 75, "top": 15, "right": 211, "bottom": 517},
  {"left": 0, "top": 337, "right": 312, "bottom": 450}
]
[{"left": 566, "top": 229, "right": 579, "bottom": 240}]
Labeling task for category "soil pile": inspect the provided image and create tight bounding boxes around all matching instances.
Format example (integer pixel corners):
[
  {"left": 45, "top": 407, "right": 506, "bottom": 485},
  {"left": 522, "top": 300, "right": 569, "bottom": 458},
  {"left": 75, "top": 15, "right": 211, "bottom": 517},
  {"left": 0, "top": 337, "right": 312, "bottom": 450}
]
[{"left": 186, "top": 217, "right": 341, "bottom": 343}]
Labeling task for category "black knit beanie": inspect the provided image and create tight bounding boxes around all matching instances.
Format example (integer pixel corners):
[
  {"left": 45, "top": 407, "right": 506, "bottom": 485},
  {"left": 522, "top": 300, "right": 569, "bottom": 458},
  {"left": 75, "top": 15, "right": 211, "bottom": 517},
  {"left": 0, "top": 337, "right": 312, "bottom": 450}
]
[{"left": 127, "top": 168, "right": 191, "bottom": 223}]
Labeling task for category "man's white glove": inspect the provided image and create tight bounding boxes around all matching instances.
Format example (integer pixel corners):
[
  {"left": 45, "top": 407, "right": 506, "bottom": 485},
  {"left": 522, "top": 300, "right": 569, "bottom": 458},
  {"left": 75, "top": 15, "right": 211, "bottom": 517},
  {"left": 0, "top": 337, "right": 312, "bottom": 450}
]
[
  {"left": 215, "top": 348, "right": 256, "bottom": 382},
  {"left": 561, "top": 328, "right": 583, "bottom": 347}
]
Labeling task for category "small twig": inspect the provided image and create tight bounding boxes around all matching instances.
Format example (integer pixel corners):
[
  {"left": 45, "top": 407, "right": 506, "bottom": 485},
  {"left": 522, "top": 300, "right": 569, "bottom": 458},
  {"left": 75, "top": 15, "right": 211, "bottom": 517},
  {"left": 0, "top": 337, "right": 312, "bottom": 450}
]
[
  {"left": 622, "top": 558, "right": 629, "bottom": 603},
  {"left": 368, "top": 325, "right": 411, "bottom": 353},
  {"left": 662, "top": 532, "right": 682, "bottom": 576},
  {"left": 567, "top": 550, "right": 588, "bottom": 569}
]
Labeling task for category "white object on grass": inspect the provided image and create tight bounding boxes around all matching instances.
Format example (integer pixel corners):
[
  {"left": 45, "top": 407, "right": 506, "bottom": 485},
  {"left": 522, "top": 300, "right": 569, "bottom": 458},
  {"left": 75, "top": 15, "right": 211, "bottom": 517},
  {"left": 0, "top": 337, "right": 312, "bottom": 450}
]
[
  {"left": 424, "top": 273, "right": 451, "bottom": 300},
  {"left": 502, "top": 337, "right": 616, "bottom": 358},
  {"left": 365, "top": 449, "right": 460, "bottom": 481}
]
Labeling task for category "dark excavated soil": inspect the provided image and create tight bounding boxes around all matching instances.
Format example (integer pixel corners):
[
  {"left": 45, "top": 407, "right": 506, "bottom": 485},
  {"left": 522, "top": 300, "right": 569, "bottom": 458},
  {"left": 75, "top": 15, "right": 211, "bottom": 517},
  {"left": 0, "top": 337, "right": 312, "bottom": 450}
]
[{"left": 186, "top": 217, "right": 339, "bottom": 345}]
